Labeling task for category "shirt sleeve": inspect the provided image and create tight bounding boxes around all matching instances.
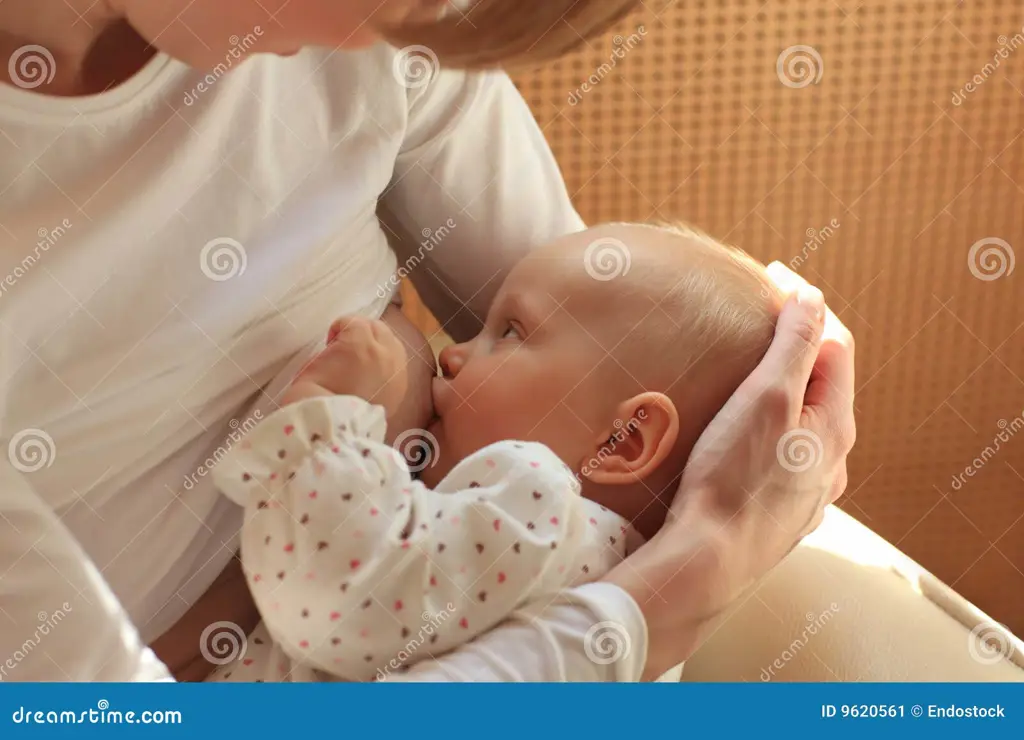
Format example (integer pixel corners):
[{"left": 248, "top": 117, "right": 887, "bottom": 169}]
[
  {"left": 378, "top": 66, "right": 586, "bottom": 341},
  {"left": 212, "top": 395, "right": 627, "bottom": 682},
  {"left": 0, "top": 459, "right": 172, "bottom": 682},
  {"left": 384, "top": 582, "right": 649, "bottom": 682}
]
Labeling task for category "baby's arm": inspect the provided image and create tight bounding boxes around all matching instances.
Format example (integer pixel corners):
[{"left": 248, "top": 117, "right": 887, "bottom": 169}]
[{"left": 212, "top": 395, "right": 624, "bottom": 681}]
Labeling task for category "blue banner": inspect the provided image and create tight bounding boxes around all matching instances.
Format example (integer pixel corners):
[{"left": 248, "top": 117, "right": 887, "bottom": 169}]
[{"left": 1, "top": 683, "right": 1020, "bottom": 738}]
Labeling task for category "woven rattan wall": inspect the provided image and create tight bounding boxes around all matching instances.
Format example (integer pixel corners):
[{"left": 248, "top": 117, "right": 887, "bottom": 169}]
[{"left": 507, "top": 0, "right": 1024, "bottom": 637}]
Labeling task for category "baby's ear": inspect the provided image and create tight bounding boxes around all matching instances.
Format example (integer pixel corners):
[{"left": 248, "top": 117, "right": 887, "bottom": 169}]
[{"left": 580, "top": 393, "right": 679, "bottom": 485}]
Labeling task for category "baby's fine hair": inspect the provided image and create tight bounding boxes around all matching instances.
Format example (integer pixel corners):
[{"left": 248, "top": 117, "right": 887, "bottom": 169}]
[{"left": 607, "top": 220, "right": 784, "bottom": 439}]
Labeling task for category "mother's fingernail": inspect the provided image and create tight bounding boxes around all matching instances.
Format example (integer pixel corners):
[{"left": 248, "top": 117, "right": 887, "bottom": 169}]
[{"left": 796, "top": 286, "right": 825, "bottom": 321}]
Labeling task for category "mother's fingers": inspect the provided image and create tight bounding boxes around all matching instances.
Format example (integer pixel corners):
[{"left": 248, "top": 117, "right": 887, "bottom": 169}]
[
  {"left": 802, "top": 300, "right": 856, "bottom": 463},
  {"left": 765, "top": 261, "right": 806, "bottom": 294},
  {"left": 765, "top": 261, "right": 855, "bottom": 448},
  {"left": 748, "top": 286, "right": 825, "bottom": 420}
]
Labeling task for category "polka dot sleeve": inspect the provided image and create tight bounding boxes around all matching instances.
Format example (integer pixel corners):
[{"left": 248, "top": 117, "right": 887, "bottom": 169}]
[{"left": 213, "top": 395, "right": 629, "bottom": 682}]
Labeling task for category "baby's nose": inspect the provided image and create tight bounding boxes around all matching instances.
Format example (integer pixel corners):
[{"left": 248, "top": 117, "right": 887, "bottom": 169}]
[{"left": 438, "top": 344, "right": 465, "bottom": 379}]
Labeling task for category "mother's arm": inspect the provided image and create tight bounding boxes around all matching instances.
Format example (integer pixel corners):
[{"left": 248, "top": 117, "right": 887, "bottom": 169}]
[
  {"left": 378, "top": 66, "right": 584, "bottom": 343},
  {"left": 0, "top": 459, "right": 172, "bottom": 681}
]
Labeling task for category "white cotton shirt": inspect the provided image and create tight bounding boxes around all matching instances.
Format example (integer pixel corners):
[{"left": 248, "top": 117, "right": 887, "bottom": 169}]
[{"left": 0, "top": 43, "right": 661, "bottom": 682}]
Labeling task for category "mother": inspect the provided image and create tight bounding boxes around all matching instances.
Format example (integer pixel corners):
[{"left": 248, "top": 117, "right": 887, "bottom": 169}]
[{"left": 0, "top": 0, "right": 854, "bottom": 682}]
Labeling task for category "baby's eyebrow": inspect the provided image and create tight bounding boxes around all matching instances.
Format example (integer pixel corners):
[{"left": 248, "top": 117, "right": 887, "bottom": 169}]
[{"left": 503, "top": 292, "right": 539, "bottom": 327}]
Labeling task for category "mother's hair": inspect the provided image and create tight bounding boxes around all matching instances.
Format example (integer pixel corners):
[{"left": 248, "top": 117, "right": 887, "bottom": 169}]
[{"left": 383, "top": 0, "right": 645, "bottom": 69}]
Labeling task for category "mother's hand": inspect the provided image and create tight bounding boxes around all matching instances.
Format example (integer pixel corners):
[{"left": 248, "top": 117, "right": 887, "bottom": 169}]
[{"left": 604, "top": 263, "right": 855, "bottom": 680}]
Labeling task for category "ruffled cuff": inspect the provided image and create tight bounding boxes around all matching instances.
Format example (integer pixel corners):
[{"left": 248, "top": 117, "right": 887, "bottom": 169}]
[{"left": 211, "top": 395, "right": 387, "bottom": 507}]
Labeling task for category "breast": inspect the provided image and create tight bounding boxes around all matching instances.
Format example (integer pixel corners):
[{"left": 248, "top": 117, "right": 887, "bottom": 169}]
[{"left": 0, "top": 48, "right": 405, "bottom": 627}]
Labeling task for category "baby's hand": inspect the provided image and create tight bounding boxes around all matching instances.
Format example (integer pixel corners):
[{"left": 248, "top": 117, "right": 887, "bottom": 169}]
[{"left": 282, "top": 316, "right": 409, "bottom": 418}]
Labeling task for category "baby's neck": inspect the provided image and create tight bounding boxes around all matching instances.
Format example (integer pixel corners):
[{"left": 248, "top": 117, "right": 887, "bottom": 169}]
[{"left": 581, "top": 476, "right": 678, "bottom": 542}]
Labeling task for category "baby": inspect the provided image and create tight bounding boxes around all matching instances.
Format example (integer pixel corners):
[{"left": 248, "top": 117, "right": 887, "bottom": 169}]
[{"left": 209, "top": 222, "right": 782, "bottom": 682}]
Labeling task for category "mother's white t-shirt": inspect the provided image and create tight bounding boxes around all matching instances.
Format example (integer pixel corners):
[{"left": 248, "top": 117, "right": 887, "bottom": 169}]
[{"left": 0, "top": 43, "right": 652, "bottom": 681}]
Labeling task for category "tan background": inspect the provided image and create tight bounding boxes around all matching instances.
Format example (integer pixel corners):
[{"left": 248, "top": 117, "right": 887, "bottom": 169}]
[{"left": 407, "top": 0, "right": 1024, "bottom": 637}]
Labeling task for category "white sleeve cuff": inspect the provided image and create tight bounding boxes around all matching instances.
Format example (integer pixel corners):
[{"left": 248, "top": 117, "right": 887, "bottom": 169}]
[{"left": 546, "top": 582, "right": 650, "bottom": 683}]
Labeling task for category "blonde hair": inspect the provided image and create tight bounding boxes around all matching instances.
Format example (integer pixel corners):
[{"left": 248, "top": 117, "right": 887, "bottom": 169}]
[
  {"left": 604, "top": 221, "right": 783, "bottom": 435},
  {"left": 647, "top": 221, "right": 782, "bottom": 373},
  {"left": 383, "top": 0, "right": 645, "bottom": 70}
]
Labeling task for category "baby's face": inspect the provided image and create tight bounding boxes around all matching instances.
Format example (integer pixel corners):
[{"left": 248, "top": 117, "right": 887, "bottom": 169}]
[{"left": 420, "top": 228, "right": 634, "bottom": 487}]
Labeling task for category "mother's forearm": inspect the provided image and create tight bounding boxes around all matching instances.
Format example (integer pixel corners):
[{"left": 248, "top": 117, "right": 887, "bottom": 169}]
[{"left": 601, "top": 513, "right": 738, "bottom": 681}]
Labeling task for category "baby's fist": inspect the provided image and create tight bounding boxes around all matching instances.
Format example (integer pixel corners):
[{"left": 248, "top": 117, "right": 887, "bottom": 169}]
[{"left": 286, "top": 316, "right": 409, "bottom": 416}]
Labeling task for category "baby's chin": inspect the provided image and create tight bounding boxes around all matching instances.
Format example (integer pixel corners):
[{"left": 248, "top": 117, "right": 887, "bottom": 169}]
[{"left": 417, "top": 417, "right": 454, "bottom": 488}]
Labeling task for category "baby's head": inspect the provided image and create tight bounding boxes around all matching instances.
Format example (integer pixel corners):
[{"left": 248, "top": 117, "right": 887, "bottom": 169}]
[{"left": 421, "top": 223, "right": 783, "bottom": 538}]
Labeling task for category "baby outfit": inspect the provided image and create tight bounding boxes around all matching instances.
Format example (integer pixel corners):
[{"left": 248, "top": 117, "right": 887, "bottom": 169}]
[{"left": 209, "top": 396, "right": 635, "bottom": 682}]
